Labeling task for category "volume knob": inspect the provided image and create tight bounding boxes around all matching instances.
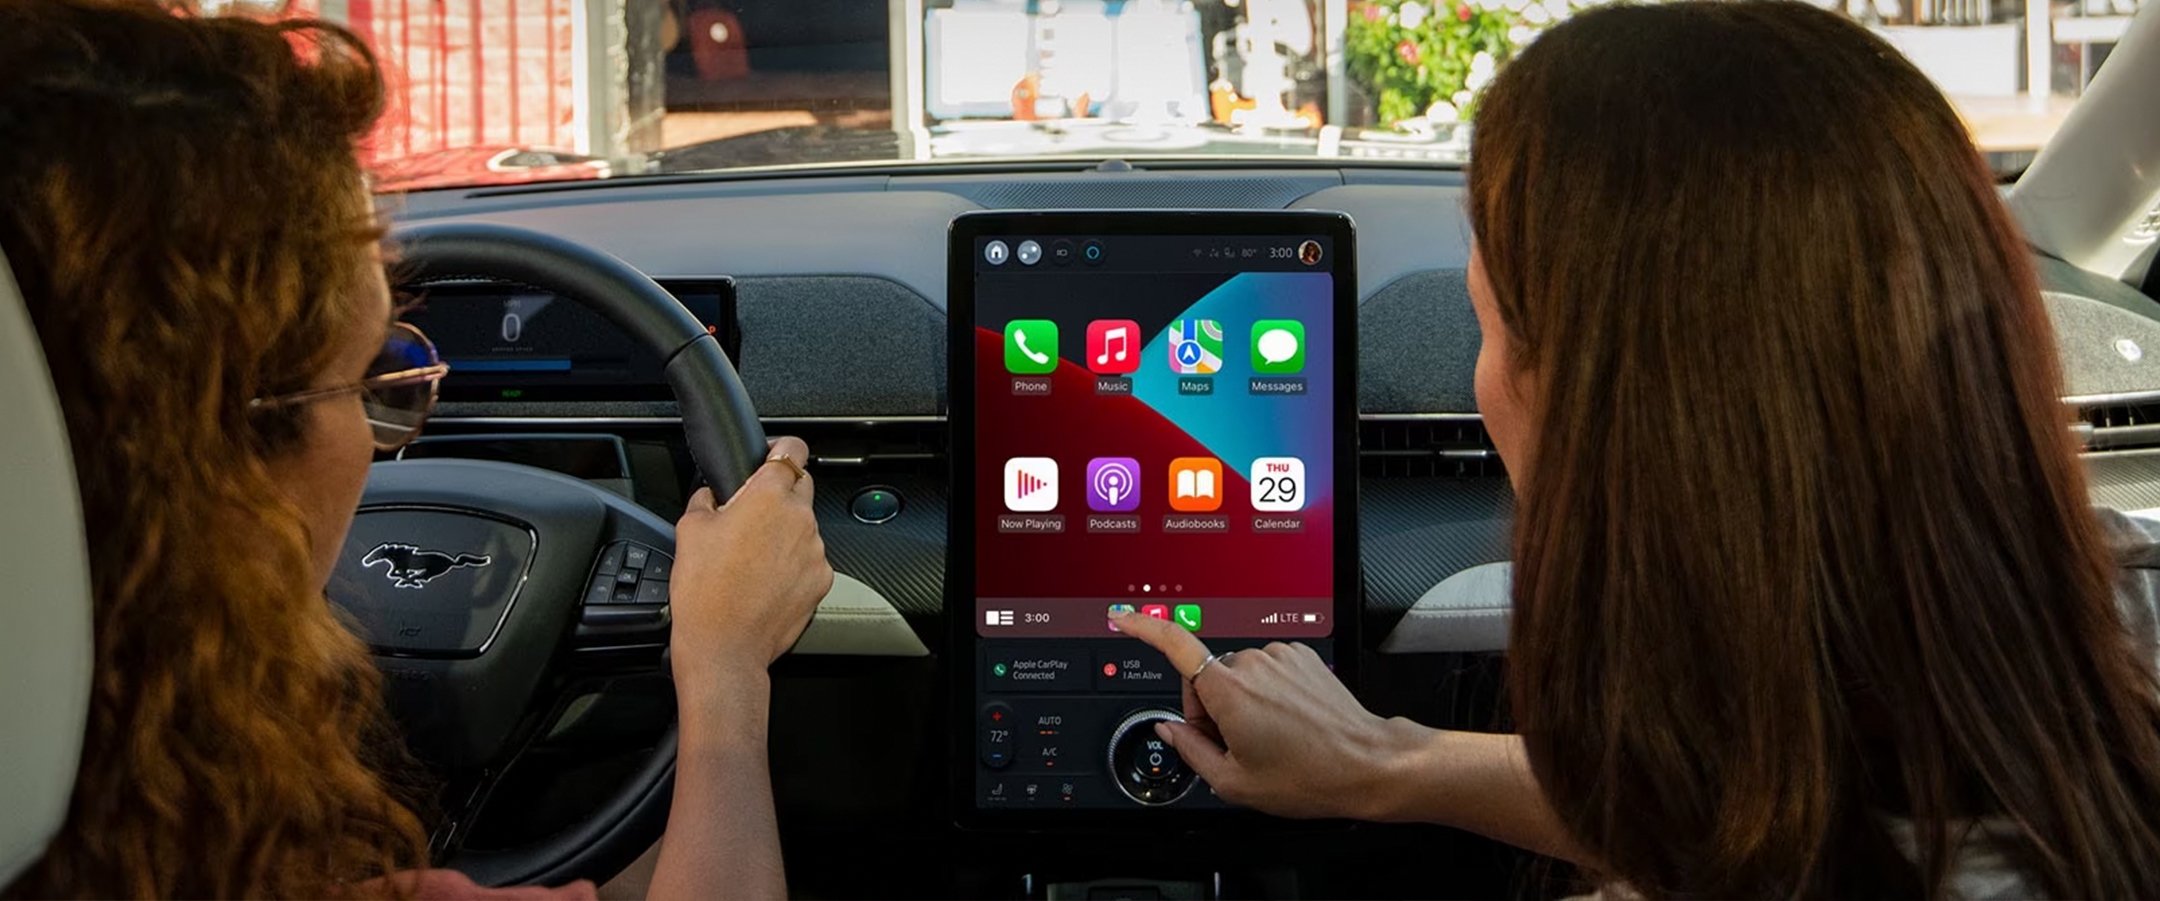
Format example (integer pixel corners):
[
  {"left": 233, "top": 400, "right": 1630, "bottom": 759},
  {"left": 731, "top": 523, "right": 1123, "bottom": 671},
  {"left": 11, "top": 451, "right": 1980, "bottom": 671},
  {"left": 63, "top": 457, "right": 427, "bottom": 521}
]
[{"left": 1105, "top": 709, "right": 1198, "bottom": 806}]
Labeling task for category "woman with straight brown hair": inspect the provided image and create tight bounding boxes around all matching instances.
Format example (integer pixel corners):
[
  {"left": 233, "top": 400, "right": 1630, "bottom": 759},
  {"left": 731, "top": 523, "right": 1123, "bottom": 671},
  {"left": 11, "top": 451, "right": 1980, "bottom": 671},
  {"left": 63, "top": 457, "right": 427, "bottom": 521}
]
[{"left": 1114, "top": 0, "right": 2160, "bottom": 896}]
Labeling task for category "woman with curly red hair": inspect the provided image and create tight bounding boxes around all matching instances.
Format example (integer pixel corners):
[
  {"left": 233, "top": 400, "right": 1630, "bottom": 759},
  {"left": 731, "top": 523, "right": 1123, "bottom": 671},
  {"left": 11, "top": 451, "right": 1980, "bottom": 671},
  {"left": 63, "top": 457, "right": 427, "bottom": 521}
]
[{"left": 0, "top": 1, "right": 828, "bottom": 897}]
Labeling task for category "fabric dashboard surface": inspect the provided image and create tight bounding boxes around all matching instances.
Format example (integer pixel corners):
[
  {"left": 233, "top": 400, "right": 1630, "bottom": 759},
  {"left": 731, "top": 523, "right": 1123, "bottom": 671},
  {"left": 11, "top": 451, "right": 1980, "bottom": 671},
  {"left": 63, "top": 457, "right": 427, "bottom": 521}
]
[
  {"left": 1358, "top": 270, "right": 1480, "bottom": 413},
  {"left": 734, "top": 276, "right": 946, "bottom": 417}
]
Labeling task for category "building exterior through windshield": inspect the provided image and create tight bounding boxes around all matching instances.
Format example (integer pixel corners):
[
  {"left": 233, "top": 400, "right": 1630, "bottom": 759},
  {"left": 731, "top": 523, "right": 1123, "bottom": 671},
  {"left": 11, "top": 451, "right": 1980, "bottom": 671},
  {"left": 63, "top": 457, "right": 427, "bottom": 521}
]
[{"left": 244, "top": 0, "right": 2141, "bottom": 190}]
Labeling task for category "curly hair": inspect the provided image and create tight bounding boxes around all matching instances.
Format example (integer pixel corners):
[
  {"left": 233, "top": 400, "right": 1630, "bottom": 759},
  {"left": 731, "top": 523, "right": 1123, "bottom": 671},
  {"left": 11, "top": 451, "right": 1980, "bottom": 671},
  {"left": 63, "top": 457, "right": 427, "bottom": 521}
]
[{"left": 0, "top": 1, "right": 431, "bottom": 896}]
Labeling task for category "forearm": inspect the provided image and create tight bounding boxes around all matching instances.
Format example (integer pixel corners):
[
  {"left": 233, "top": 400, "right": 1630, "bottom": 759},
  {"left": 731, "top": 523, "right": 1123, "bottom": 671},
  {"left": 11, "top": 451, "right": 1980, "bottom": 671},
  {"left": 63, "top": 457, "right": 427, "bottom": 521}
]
[
  {"left": 648, "top": 670, "right": 785, "bottom": 901},
  {"left": 1362, "top": 724, "right": 1584, "bottom": 864}
]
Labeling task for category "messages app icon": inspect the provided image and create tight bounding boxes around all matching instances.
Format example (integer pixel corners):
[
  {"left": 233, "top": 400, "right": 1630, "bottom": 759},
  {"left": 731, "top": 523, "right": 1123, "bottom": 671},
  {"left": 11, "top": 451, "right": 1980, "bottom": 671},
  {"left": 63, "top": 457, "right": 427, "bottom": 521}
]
[
  {"left": 1251, "top": 320, "right": 1305, "bottom": 374},
  {"left": 1004, "top": 320, "right": 1059, "bottom": 374}
]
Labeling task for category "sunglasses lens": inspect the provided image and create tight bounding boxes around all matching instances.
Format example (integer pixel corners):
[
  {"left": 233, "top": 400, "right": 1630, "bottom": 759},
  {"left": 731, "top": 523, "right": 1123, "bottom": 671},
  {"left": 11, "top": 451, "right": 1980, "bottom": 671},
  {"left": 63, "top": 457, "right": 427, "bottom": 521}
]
[{"left": 362, "top": 325, "right": 439, "bottom": 449}]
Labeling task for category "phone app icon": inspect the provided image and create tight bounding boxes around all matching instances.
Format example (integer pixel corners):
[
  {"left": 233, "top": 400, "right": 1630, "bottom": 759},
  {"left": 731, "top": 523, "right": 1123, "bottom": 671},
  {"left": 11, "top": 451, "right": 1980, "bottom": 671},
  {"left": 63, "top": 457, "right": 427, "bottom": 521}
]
[
  {"left": 1003, "top": 457, "right": 1059, "bottom": 512},
  {"left": 1251, "top": 320, "right": 1306, "bottom": 374},
  {"left": 1167, "top": 319, "right": 1223, "bottom": 375},
  {"left": 1168, "top": 457, "right": 1223, "bottom": 512},
  {"left": 1106, "top": 602, "right": 1137, "bottom": 631},
  {"left": 1085, "top": 457, "right": 1141, "bottom": 511},
  {"left": 1250, "top": 456, "right": 1307, "bottom": 512},
  {"left": 1141, "top": 604, "right": 1170, "bottom": 621},
  {"left": 1173, "top": 604, "right": 1203, "bottom": 632},
  {"left": 1004, "top": 320, "right": 1059, "bottom": 374},
  {"left": 1086, "top": 319, "right": 1141, "bottom": 374}
]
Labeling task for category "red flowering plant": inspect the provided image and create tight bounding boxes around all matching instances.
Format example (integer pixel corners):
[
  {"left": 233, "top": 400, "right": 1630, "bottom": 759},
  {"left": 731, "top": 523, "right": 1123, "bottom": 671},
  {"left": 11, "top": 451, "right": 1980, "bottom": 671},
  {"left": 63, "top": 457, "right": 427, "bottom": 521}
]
[{"left": 1345, "top": 0, "right": 1516, "bottom": 128}]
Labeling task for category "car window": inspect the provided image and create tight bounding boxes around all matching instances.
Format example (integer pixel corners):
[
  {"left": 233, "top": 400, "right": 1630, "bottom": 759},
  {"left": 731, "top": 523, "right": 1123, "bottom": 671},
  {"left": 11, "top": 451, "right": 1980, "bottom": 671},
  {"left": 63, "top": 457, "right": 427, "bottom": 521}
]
[{"left": 239, "top": 0, "right": 2136, "bottom": 190}]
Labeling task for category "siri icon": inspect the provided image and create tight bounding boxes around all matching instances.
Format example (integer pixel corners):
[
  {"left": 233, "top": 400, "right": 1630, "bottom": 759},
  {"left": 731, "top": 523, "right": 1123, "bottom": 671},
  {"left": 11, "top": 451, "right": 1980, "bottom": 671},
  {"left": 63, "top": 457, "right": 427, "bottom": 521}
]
[{"left": 1086, "top": 457, "right": 1141, "bottom": 512}]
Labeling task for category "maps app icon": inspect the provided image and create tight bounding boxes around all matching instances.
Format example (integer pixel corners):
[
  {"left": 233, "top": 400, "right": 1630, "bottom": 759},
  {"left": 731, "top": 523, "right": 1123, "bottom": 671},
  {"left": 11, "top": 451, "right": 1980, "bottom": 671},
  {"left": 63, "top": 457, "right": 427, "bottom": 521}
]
[{"left": 1168, "top": 319, "right": 1223, "bottom": 375}]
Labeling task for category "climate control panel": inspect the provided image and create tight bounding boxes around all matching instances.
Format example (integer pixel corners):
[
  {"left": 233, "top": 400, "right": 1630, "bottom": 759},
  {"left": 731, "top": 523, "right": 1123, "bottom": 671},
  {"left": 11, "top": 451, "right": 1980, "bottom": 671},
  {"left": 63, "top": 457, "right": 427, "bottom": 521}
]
[{"left": 974, "top": 638, "right": 1329, "bottom": 810}]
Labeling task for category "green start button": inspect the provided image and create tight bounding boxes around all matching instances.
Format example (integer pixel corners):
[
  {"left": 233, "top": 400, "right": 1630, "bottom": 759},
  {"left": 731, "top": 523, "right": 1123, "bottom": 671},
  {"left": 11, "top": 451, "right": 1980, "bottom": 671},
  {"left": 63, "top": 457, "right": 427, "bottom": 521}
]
[{"left": 848, "top": 486, "right": 902, "bottom": 524}]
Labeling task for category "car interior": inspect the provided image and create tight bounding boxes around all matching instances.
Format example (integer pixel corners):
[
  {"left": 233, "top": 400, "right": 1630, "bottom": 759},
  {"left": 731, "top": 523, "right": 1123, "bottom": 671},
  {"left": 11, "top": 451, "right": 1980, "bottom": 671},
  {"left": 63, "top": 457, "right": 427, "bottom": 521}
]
[{"left": 5, "top": 0, "right": 2160, "bottom": 898}]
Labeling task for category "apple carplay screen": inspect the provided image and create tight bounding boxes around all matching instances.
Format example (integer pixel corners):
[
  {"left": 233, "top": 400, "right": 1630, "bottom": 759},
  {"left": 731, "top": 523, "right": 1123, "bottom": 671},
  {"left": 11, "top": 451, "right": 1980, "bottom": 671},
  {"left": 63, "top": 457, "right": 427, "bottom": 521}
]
[{"left": 948, "top": 211, "right": 1358, "bottom": 820}]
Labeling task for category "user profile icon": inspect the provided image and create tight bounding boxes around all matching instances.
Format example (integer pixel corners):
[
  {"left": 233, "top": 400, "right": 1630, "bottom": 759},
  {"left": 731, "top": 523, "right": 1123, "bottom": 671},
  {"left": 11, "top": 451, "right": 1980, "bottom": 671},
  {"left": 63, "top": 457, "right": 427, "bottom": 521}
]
[{"left": 1298, "top": 240, "right": 1322, "bottom": 266}]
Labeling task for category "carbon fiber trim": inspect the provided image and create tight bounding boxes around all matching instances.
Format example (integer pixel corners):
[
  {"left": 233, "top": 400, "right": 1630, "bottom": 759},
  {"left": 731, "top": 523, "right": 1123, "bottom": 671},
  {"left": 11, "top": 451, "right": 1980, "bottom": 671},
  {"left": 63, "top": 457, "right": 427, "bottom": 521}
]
[
  {"left": 810, "top": 473, "right": 949, "bottom": 617},
  {"left": 1358, "top": 477, "right": 1514, "bottom": 633},
  {"left": 2089, "top": 451, "right": 2160, "bottom": 512}
]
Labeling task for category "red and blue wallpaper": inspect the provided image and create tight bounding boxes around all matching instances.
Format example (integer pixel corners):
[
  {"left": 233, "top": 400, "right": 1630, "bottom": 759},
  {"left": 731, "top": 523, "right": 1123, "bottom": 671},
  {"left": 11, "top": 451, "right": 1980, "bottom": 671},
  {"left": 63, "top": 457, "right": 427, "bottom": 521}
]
[{"left": 972, "top": 271, "right": 1336, "bottom": 606}]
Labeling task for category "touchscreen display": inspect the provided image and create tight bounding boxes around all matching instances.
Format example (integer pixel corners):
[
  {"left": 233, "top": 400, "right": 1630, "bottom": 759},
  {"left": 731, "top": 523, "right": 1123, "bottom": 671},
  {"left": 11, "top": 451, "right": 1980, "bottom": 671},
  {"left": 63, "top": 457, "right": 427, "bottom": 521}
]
[{"left": 961, "top": 221, "right": 1349, "bottom": 812}]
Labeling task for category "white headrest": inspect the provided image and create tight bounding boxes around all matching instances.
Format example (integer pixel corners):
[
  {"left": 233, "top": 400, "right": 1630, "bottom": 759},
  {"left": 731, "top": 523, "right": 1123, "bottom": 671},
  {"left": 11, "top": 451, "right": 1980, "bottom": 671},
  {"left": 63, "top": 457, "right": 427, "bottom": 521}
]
[{"left": 0, "top": 254, "right": 93, "bottom": 886}]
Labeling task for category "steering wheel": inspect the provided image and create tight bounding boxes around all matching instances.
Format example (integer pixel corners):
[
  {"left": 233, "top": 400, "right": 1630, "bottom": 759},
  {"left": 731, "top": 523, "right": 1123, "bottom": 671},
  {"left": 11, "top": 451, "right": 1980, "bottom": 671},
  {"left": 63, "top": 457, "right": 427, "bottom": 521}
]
[{"left": 326, "top": 221, "right": 766, "bottom": 886}]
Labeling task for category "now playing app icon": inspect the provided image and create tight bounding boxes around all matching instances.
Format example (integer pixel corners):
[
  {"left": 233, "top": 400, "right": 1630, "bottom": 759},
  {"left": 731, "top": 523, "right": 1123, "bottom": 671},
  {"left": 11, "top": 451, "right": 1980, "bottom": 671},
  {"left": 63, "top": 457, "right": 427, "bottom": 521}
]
[
  {"left": 1086, "top": 457, "right": 1140, "bottom": 512},
  {"left": 1003, "top": 457, "right": 1059, "bottom": 512}
]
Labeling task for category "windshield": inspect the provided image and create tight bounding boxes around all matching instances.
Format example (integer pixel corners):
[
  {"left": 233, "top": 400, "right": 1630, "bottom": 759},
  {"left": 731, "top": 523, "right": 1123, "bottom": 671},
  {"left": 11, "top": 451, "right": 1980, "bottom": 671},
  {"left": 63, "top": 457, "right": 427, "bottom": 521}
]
[{"left": 252, "top": 0, "right": 2130, "bottom": 191}]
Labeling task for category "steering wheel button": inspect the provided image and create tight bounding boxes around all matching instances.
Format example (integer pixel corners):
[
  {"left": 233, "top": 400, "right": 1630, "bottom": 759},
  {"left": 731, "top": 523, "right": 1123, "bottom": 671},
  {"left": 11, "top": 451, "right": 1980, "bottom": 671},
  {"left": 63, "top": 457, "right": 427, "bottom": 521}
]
[
  {"left": 624, "top": 545, "right": 650, "bottom": 569},
  {"left": 632, "top": 580, "right": 668, "bottom": 605},
  {"left": 595, "top": 542, "right": 627, "bottom": 577},
  {"left": 614, "top": 569, "right": 639, "bottom": 587},
  {"left": 642, "top": 553, "right": 672, "bottom": 582},
  {"left": 583, "top": 579, "right": 613, "bottom": 606}
]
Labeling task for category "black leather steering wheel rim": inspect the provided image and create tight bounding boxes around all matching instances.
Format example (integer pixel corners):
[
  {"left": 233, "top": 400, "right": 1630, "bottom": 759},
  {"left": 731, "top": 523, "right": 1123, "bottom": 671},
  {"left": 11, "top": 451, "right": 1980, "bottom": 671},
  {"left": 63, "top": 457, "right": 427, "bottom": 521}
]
[
  {"left": 382, "top": 221, "right": 767, "bottom": 886},
  {"left": 393, "top": 220, "right": 768, "bottom": 493}
]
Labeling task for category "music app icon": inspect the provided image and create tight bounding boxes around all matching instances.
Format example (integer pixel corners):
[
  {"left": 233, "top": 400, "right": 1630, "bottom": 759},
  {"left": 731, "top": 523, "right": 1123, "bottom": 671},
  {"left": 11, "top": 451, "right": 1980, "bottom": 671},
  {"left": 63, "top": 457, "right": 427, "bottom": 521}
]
[{"left": 1086, "top": 319, "right": 1141, "bottom": 375}]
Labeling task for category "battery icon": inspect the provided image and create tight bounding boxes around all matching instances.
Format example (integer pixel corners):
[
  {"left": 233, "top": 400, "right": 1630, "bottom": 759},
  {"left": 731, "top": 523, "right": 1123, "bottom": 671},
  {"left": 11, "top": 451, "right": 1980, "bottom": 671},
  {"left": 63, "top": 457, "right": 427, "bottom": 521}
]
[{"left": 1301, "top": 613, "right": 1321, "bottom": 623}]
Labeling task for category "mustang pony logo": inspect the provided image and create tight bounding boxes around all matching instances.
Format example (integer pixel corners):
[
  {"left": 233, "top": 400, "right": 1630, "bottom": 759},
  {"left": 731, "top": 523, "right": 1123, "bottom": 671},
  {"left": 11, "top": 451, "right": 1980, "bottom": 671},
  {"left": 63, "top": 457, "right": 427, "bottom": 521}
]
[{"left": 361, "top": 543, "right": 492, "bottom": 589}]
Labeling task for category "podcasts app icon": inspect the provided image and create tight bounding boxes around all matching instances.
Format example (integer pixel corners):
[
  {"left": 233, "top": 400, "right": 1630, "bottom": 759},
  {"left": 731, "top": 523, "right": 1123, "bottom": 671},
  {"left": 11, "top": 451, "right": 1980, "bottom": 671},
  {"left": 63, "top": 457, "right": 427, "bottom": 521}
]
[{"left": 1085, "top": 457, "right": 1141, "bottom": 512}]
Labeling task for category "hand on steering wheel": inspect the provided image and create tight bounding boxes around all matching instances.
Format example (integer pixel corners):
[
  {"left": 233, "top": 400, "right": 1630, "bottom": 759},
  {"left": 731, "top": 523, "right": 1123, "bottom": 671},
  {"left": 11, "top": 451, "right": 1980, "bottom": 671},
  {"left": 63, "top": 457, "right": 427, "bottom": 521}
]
[
  {"left": 1111, "top": 610, "right": 1422, "bottom": 821},
  {"left": 669, "top": 436, "right": 835, "bottom": 699}
]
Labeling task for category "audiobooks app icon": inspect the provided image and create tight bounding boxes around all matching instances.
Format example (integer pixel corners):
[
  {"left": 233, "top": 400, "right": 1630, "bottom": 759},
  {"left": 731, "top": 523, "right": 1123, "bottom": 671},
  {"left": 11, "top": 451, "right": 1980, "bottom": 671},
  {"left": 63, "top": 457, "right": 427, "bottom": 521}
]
[
  {"left": 1167, "top": 457, "right": 1223, "bottom": 512},
  {"left": 1003, "top": 457, "right": 1059, "bottom": 512}
]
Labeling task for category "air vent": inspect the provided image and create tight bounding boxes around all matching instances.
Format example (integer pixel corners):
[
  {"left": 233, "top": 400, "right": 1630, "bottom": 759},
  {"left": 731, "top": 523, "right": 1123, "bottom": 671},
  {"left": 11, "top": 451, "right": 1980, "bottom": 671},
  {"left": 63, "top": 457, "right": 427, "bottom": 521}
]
[
  {"left": 2079, "top": 400, "right": 2160, "bottom": 452},
  {"left": 1359, "top": 416, "right": 1505, "bottom": 479},
  {"left": 785, "top": 418, "right": 946, "bottom": 475}
]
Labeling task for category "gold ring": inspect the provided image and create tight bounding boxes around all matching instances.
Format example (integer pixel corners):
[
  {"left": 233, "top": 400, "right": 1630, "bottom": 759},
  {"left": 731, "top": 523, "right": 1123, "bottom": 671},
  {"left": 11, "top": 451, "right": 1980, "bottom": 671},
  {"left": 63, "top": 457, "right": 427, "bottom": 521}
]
[{"left": 768, "top": 452, "right": 808, "bottom": 484}]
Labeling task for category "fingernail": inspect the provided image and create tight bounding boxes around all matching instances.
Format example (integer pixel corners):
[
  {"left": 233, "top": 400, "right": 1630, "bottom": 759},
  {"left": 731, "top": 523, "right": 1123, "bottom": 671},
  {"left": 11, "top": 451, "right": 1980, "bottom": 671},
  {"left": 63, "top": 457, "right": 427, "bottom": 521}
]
[{"left": 1153, "top": 722, "right": 1175, "bottom": 746}]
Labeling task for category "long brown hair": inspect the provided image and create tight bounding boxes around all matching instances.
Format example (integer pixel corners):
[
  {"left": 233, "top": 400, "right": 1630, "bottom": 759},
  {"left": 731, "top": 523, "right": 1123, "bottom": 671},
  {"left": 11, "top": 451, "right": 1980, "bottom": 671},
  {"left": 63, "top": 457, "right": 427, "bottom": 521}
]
[
  {"left": 0, "top": 1, "right": 429, "bottom": 896},
  {"left": 1470, "top": 2, "right": 2160, "bottom": 896}
]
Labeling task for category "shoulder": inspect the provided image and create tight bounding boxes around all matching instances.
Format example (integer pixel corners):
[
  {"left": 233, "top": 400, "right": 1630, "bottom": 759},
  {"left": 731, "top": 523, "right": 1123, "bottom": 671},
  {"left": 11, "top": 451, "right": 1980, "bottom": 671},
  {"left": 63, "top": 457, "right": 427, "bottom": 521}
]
[
  {"left": 1882, "top": 817, "right": 2043, "bottom": 900},
  {"left": 2096, "top": 507, "right": 2160, "bottom": 661}
]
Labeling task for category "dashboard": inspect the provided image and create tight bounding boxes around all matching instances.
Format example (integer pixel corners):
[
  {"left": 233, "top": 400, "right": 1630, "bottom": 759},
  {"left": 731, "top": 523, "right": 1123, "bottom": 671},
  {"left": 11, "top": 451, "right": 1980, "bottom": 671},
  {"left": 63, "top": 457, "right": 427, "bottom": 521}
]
[
  {"left": 396, "top": 164, "right": 2160, "bottom": 640},
  {"left": 383, "top": 162, "right": 2160, "bottom": 896},
  {"left": 394, "top": 165, "right": 1505, "bottom": 641}
]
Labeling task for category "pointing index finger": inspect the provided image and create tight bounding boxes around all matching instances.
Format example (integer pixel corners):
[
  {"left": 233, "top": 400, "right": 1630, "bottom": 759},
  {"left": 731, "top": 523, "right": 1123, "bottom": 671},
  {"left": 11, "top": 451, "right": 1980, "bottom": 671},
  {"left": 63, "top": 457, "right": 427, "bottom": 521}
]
[{"left": 1111, "top": 610, "right": 1214, "bottom": 679}]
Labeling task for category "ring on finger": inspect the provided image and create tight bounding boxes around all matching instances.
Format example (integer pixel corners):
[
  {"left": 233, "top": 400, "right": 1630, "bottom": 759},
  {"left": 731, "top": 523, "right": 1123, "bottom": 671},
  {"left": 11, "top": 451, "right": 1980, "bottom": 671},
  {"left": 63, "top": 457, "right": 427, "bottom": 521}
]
[
  {"left": 767, "top": 452, "right": 808, "bottom": 484},
  {"left": 1190, "top": 650, "right": 1234, "bottom": 684}
]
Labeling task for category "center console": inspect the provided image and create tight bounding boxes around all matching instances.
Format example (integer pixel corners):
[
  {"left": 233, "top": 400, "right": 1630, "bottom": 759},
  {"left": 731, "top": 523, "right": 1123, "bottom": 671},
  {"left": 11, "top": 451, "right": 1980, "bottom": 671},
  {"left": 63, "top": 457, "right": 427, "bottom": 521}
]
[{"left": 946, "top": 211, "right": 1360, "bottom": 829}]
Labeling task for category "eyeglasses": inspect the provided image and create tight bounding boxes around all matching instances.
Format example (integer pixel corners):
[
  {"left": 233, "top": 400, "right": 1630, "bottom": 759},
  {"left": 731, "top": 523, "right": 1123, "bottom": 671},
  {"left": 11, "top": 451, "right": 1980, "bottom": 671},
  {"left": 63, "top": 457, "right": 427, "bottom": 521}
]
[{"left": 250, "top": 321, "right": 449, "bottom": 452}]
